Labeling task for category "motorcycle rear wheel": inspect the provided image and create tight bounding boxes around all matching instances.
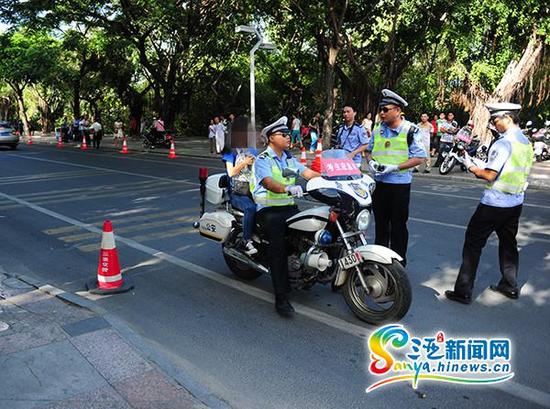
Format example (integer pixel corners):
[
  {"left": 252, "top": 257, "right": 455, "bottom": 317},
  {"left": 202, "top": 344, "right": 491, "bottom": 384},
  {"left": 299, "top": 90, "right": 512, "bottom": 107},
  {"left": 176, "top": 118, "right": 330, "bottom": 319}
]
[
  {"left": 222, "top": 229, "right": 261, "bottom": 280},
  {"left": 439, "top": 156, "right": 456, "bottom": 175},
  {"left": 342, "top": 260, "right": 412, "bottom": 325}
]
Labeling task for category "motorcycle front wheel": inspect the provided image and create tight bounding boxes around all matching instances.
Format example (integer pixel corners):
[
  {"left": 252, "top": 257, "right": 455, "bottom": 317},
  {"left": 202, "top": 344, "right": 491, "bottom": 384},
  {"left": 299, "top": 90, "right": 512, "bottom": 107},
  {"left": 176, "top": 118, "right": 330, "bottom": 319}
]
[
  {"left": 342, "top": 260, "right": 412, "bottom": 325},
  {"left": 439, "top": 155, "right": 456, "bottom": 175}
]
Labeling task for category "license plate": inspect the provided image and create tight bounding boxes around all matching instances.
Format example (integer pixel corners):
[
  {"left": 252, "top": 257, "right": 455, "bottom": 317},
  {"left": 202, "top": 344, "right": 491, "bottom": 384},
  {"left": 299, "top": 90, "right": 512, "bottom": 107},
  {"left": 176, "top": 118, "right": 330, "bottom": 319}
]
[{"left": 338, "top": 251, "right": 363, "bottom": 270}]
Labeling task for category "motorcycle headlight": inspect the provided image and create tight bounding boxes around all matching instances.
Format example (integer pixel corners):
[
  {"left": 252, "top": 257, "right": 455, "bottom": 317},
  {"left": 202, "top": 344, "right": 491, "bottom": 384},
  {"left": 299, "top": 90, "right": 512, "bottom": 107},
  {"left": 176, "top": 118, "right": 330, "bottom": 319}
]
[{"left": 355, "top": 209, "right": 371, "bottom": 232}]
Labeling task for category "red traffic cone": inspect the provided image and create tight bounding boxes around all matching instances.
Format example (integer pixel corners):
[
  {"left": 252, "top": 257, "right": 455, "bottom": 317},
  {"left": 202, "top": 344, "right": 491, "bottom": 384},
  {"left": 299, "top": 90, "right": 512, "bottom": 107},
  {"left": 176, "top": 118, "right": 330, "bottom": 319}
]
[
  {"left": 27, "top": 134, "right": 33, "bottom": 145},
  {"left": 168, "top": 140, "right": 177, "bottom": 159},
  {"left": 80, "top": 135, "right": 88, "bottom": 151},
  {"left": 310, "top": 140, "right": 323, "bottom": 172},
  {"left": 120, "top": 137, "right": 129, "bottom": 154},
  {"left": 299, "top": 147, "right": 307, "bottom": 165},
  {"left": 86, "top": 220, "right": 133, "bottom": 295},
  {"left": 57, "top": 135, "right": 64, "bottom": 149}
]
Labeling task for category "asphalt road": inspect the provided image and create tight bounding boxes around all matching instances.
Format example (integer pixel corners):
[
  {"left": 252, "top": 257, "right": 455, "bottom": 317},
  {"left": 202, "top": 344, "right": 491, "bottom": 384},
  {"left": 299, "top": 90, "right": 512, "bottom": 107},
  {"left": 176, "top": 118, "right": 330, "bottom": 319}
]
[{"left": 1, "top": 144, "right": 549, "bottom": 409}]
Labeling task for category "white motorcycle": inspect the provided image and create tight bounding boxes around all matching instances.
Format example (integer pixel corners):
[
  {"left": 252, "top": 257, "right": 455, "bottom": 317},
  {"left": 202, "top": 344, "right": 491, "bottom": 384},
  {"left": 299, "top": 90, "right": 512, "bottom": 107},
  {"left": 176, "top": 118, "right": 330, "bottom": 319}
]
[
  {"left": 195, "top": 150, "right": 412, "bottom": 325},
  {"left": 439, "top": 125, "right": 488, "bottom": 174}
]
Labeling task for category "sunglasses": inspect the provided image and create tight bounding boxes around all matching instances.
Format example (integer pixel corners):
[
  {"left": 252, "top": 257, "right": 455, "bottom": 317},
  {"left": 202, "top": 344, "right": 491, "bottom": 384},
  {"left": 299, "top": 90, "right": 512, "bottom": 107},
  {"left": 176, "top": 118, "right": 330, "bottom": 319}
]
[{"left": 379, "top": 106, "right": 398, "bottom": 113}]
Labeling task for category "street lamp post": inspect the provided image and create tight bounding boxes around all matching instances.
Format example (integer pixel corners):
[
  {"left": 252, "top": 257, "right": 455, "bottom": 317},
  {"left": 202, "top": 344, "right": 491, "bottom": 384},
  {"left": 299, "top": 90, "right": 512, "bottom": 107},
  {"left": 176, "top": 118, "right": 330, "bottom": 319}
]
[{"left": 235, "top": 25, "right": 276, "bottom": 137}]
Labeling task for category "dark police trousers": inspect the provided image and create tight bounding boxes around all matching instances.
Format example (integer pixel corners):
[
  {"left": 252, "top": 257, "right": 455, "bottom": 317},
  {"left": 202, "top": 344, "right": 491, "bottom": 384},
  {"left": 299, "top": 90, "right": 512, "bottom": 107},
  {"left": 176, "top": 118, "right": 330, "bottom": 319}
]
[
  {"left": 372, "top": 182, "right": 411, "bottom": 265},
  {"left": 257, "top": 205, "right": 299, "bottom": 297},
  {"left": 454, "top": 203, "right": 522, "bottom": 297}
]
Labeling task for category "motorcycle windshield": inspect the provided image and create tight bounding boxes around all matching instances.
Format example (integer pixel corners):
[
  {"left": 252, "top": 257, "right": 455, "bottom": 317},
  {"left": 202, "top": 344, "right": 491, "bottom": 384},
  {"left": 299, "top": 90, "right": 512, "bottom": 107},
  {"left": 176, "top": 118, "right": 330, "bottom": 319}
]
[{"left": 321, "top": 150, "right": 362, "bottom": 180}]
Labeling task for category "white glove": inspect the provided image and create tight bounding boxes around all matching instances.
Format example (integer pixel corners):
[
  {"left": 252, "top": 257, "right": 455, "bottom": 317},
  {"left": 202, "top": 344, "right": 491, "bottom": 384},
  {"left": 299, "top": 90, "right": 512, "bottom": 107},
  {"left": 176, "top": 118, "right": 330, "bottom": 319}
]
[
  {"left": 368, "top": 160, "right": 380, "bottom": 173},
  {"left": 463, "top": 152, "right": 474, "bottom": 170},
  {"left": 285, "top": 185, "right": 304, "bottom": 198},
  {"left": 376, "top": 164, "right": 399, "bottom": 175}
]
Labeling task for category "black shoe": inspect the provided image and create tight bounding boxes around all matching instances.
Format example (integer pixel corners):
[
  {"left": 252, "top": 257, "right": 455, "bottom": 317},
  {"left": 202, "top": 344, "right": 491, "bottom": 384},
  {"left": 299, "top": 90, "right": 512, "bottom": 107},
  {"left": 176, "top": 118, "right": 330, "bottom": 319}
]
[
  {"left": 412, "top": 168, "right": 419, "bottom": 173},
  {"left": 423, "top": 169, "right": 430, "bottom": 174},
  {"left": 489, "top": 285, "right": 519, "bottom": 300},
  {"left": 445, "top": 290, "right": 472, "bottom": 305},
  {"left": 275, "top": 296, "right": 295, "bottom": 317}
]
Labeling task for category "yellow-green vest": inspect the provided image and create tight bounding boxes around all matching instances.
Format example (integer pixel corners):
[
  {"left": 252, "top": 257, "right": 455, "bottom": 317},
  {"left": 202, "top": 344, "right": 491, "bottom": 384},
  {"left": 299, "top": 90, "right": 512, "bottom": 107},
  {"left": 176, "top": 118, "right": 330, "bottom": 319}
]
[
  {"left": 252, "top": 151, "right": 296, "bottom": 207},
  {"left": 371, "top": 123, "right": 410, "bottom": 173},
  {"left": 487, "top": 140, "right": 533, "bottom": 194}
]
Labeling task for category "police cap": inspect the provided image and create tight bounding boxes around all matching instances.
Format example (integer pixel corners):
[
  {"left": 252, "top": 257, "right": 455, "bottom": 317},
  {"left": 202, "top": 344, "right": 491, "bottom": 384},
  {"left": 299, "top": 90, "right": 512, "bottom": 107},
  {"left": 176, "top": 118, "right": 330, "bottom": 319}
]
[
  {"left": 379, "top": 89, "right": 408, "bottom": 108},
  {"left": 261, "top": 116, "right": 290, "bottom": 139},
  {"left": 485, "top": 102, "right": 521, "bottom": 119}
]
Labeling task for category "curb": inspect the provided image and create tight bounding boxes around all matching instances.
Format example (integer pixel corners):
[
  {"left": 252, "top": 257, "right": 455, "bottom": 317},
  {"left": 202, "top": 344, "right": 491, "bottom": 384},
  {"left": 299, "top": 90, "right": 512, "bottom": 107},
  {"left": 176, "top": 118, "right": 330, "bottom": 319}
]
[{"left": 9, "top": 272, "right": 231, "bottom": 409}]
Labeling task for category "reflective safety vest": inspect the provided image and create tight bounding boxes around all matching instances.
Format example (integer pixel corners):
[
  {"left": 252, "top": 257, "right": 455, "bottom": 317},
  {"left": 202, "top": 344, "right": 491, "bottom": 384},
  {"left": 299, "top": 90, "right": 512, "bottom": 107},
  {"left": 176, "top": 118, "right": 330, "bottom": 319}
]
[
  {"left": 252, "top": 151, "right": 296, "bottom": 207},
  {"left": 371, "top": 123, "right": 411, "bottom": 173},
  {"left": 487, "top": 141, "right": 533, "bottom": 194}
]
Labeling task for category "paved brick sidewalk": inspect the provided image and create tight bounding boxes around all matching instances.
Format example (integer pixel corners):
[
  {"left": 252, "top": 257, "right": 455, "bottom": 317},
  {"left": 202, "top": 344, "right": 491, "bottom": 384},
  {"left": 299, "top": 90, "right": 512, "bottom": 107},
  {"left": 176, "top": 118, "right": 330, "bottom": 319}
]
[{"left": 0, "top": 271, "right": 210, "bottom": 409}]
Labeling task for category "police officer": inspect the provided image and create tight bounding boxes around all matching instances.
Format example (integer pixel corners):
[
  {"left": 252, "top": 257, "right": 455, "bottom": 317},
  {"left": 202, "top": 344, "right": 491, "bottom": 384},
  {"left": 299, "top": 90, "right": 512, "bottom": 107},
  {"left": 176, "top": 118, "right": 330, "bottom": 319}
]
[
  {"left": 335, "top": 104, "right": 369, "bottom": 168},
  {"left": 445, "top": 103, "right": 533, "bottom": 304},
  {"left": 252, "top": 117, "right": 320, "bottom": 317},
  {"left": 365, "top": 89, "right": 427, "bottom": 266}
]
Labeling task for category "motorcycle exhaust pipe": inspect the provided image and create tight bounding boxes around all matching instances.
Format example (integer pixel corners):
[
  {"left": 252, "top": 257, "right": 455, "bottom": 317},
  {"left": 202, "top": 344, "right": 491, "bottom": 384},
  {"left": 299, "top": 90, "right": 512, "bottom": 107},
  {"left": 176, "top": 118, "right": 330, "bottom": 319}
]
[
  {"left": 223, "top": 247, "right": 269, "bottom": 275},
  {"left": 301, "top": 252, "right": 332, "bottom": 272}
]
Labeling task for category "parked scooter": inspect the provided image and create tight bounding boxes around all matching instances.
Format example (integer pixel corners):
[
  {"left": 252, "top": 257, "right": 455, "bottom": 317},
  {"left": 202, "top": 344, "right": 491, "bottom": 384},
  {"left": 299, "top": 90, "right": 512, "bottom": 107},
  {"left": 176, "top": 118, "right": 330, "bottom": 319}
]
[
  {"left": 439, "top": 125, "right": 488, "bottom": 174},
  {"left": 141, "top": 127, "right": 173, "bottom": 149},
  {"left": 195, "top": 149, "right": 412, "bottom": 325},
  {"left": 532, "top": 124, "right": 550, "bottom": 162}
]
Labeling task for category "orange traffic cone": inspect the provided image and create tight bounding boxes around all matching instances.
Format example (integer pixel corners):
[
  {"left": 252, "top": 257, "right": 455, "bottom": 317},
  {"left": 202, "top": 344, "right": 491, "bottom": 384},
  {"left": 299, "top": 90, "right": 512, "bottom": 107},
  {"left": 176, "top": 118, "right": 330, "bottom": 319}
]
[
  {"left": 27, "top": 134, "right": 33, "bottom": 145},
  {"left": 168, "top": 140, "right": 177, "bottom": 159},
  {"left": 299, "top": 147, "right": 307, "bottom": 165},
  {"left": 80, "top": 135, "right": 88, "bottom": 151},
  {"left": 86, "top": 220, "right": 133, "bottom": 295},
  {"left": 120, "top": 137, "right": 129, "bottom": 154},
  {"left": 310, "top": 140, "right": 323, "bottom": 172},
  {"left": 57, "top": 137, "right": 64, "bottom": 149}
]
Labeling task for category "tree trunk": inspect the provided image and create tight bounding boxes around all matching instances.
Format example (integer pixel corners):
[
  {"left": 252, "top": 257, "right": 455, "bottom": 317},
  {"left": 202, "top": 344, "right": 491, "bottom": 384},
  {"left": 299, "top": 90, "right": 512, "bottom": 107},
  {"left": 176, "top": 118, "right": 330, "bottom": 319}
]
[
  {"left": 322, "top": 46, "right": 340, "bottom": 142},
  {"left": 72, "top": 81, "right": 81, "bottom": 119},
  {"left": 11, "top": 84, "right": 30, "bottom": 136},
  {"left": 454, "top": 33, "right": 544, "bottom": 142}
]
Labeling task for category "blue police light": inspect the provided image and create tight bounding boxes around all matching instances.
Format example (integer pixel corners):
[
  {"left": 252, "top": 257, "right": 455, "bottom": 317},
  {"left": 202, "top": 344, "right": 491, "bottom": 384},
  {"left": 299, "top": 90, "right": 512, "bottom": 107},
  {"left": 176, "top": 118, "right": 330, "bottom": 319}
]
[{"left": 315, "top": 230, "right": 333, "bottom": 246}]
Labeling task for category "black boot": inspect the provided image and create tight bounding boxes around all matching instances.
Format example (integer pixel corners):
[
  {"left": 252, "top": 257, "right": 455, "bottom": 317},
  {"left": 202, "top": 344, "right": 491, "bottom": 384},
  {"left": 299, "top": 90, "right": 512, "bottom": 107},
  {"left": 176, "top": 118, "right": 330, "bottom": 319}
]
[
  {"left": 445, "top": 290, "right": 472, "bottom": 305},
  {"left": 275, "top": 295, "right": 295, "bottom": 318}
]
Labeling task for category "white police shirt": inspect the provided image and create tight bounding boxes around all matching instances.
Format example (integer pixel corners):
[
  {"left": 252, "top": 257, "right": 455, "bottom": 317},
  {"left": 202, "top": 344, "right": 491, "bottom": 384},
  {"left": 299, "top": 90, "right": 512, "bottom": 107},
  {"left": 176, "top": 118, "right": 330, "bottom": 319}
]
[{"left": 480, "top": 127, "right": 529, "bottom": 208}]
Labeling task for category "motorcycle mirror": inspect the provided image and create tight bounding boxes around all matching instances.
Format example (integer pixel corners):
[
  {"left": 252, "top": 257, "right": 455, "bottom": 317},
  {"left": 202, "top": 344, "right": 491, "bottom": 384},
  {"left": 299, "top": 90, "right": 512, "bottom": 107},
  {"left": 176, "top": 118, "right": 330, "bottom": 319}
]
[
  {"left": 526, "top": 121, "right": 533, "bottom": 127},
  {"left": 282, "top": 168, "right": 298, "bottom": 178}
]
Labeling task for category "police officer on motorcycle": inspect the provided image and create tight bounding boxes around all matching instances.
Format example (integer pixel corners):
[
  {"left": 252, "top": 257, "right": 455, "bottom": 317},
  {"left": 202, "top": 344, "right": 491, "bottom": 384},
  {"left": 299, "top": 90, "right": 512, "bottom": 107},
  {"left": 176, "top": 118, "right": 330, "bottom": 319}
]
[
  {"left": 445, "top": 102, "right": 533, "bottom": 304},
  {"left": 252, "top": 117, "right": 320, "bottom": 317}
]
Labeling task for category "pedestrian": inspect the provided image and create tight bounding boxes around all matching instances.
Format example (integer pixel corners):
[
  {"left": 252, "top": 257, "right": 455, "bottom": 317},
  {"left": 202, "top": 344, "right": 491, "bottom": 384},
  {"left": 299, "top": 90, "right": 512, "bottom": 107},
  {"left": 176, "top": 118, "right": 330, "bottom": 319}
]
[
  {"left": 430, "top": 114, "right": 439, "bottom": 156},
  {"left": 114, "top": 118, "right": 124, "bottom": 148},
  {"left": 445, "top": 103, "right": 533, "bottom": 304},
  {"left": 433, "top": 112, "right": 446, "bottom": 156},
  {"left": 72, "top": 117, "right": 80, "bottom": 142},
  {"left": 90, "top": 118, "right": 103, "bottom": 149},
  {"left": 61, "top": 116, "right": 69, "bottom": 142},
  {"left": 366, "top": 89, "right": 427, "bottom": 265},
  {"left": 140, "top": 117, "right": 147, "bottom": 135},
  {"left": 252, "top": 116, "right": 320, "bottom": 317},
  {"left": 214, "top": 116, "right": 225, "bottom": 154},
  {"left": 415, "top": 113, "right": 435, "bottom": 173},
  {"left": 290, "top": 114, "right": 302, "bottom": 148},
  {"left": 129, "top": 116, "right": 137, "bottom": 138},
  {"left": 335, "top": 104, "right": 369, "bottom": 168},
  {"left": 208, "top": 118, "right": 216, "bottom": 153},
  {"left": 153, "top": 115, "right": 165, "bottom": 140},
  {"left": 361, "top": 112, "right": 374, "bottom": 136},
  {"left": 434, "top": 111, "right": 458, "bottom": 167},
  {"left": 308, "top": 112, "right": 321, "bottom": 152},
  {"left": 80, "top": 116, "right": 89, "bottom": 146}
]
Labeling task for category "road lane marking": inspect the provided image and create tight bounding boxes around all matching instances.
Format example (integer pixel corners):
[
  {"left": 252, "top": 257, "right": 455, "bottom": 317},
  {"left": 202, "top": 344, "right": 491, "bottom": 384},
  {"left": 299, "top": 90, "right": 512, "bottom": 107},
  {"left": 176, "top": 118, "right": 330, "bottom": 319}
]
[
  {"left": 0, "top": 190, "right": 370, "bottom": 339},
  {"left": 412, "top": 189, "right": 550, "bottom": 210},
  {"left": 409, "top": 217, "right": 550, "bottom": 244},
  {"left": 7, "top": 154, "right": 200, "bottom": 185},
  {"left": 2, "top": 190, "right": 550, "bottom": 407}
]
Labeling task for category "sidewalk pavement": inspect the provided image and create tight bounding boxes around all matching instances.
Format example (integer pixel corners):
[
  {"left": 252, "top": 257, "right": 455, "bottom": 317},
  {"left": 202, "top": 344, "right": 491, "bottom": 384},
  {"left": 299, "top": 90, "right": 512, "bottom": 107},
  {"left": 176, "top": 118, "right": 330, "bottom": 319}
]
[
  {"left": 25, "top": 133, "right": 550, "bottom": 190},
  {"left": 0, "top": 271, "right": 210, "bottom": 409}
]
